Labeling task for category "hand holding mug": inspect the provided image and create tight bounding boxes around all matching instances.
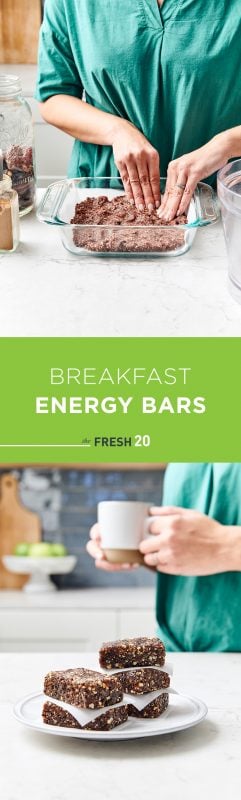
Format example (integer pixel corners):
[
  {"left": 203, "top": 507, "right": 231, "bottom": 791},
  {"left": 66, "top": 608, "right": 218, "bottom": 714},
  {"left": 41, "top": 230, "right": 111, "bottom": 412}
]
[
  {"left": 86, "top": 501, "right": 161, "bottom": 572},
  {"left": 139, "top": 506, "right": 230, "bottom": 575},
  {"left": 86, "top": 522, "right": 139, "bottom": 572}
]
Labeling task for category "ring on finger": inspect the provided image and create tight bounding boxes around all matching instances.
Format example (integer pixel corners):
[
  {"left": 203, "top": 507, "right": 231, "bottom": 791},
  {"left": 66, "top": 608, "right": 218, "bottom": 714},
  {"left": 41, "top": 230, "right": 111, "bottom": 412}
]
[
  {"left": 146, "top": 552, "right": 159, "bottom": 566},
  {"left": 175, "top": 181, "right": 186, "bottom": 189}
]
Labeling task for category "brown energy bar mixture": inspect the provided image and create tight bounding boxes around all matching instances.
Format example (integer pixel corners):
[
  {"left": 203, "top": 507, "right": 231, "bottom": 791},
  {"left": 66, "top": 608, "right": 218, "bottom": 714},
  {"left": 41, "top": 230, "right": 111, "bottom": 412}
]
[
  {"left": 42, "top": 701, "right": 128, "bottom": 731},
  {"left": 70, "top": 195, "right": 187, "bottom": 253},
  {"left": 99, "top": 637, "right": 166, "bottom": 669},
  {"left": 117, "top": 667, "right": 170, "bottom": 694},
  {"left": 43, "top": 701, "right": 80, "bottom": 729},
  {"left": 4, "top": 146, "right": 35, "bottom": 213},
  {"left": 128, "top": 692, "right": 169, "bottom": 719},
  {"left": 44, "top": 667, "right": 122, "bottom": 709}
]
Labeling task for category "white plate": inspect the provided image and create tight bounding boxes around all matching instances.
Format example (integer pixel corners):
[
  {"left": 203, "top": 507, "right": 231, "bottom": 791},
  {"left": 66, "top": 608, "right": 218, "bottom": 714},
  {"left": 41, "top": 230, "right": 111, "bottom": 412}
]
[{"left": 14, "top": 691, "right": 207, "bottom": 741}]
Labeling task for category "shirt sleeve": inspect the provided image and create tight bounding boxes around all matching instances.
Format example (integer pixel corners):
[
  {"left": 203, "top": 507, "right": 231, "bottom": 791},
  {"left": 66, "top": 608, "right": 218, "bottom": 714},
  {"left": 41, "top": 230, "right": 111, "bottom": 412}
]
[{"left": 35, "top": 0, "right": 83, "bottom": 102}]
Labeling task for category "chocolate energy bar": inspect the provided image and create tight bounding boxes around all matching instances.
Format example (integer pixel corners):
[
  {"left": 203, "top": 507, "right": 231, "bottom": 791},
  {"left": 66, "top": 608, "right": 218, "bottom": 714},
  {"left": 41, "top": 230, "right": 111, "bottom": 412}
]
[
  {"left": 99, "top": 637, "right": 166, "bottom": 670},
  {"left": 117, "top": 667, "right": 170, "bottom": 695},
  {"left": 128, "top": 692, "right": 169, "bottom": 719},
  {"left": 42, "top": 701, "right": 128, "bottom": 731},
  {"left": 44, "top": 667, "right": 123, "bottom": 709}
]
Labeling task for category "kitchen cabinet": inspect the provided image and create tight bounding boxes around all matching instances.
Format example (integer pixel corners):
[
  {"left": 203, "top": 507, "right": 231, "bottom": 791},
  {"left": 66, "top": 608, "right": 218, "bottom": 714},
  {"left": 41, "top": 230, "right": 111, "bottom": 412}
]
[
  {"left": 0, "top": 609, "right": 117, "bottom": 652},
  {"left": 118, "top": 611, "right": 155, "bottom": 639},
  {"left": 0, "top": 588, "right": 155, "bottom": 652}
]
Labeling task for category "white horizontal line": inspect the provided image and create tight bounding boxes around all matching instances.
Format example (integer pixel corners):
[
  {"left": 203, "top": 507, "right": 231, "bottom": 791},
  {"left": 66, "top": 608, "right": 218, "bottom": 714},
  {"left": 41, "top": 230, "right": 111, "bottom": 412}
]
[{"left": 0, "top": 444, "right": 91, "bottom": 448}]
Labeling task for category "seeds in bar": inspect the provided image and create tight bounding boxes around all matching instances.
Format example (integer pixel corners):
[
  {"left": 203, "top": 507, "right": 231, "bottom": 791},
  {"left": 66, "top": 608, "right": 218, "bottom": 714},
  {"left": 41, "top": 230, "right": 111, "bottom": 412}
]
[
  {"left": 128, "top": 693, "right": 169, "bottom": 719},
  {"left": 99, "top": 637, "right": 166, "bottom": 669},
  {"left": 42, "top": 701, "right": 128, "bottom": 731},
  {"left": 117, "top": 667, "right": 170, "bottom": 695},
  {"left": 44, "top": 667, "right": 123, "bottom": 709},
  {"left": 42, "top": 637, "right": 169, "bottom": 732},
  {"left": 43, "top": 701, "right": 81, "bottom": 729}
]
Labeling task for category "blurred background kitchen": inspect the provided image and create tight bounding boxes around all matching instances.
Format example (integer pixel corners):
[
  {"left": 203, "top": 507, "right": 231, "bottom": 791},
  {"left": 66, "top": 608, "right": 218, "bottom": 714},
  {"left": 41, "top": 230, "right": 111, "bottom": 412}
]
[
  {"left": 0, "top": 0, "right": 71, "bottom": 185},
  {"left": 0, "top": 465, "right": 165, "bottom": 653}
]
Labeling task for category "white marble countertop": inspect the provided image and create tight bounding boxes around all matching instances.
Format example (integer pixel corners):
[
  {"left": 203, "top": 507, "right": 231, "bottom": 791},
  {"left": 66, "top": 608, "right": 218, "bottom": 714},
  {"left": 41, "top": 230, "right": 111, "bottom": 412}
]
[
  {"left": 0, "top": 587, "right": 154, "bottom": 609},
  {"left": 1, "top": 651, "right": 240, "bottom": 800},
  {"left": 1, "top": 191, "right": 241, "bottom": 336}
]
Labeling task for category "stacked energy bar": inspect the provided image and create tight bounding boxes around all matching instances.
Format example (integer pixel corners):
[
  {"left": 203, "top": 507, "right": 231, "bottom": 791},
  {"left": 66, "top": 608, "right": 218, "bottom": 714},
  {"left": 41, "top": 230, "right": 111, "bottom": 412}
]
[
  {"left": 42, "top": 637, "right": 171, "bottom": 731},
  {"left": 42, "top": 667, "right": 128, "bottom": 730},
  {"left": 99, "top": 637, "right": 170, "bottom": 720}
]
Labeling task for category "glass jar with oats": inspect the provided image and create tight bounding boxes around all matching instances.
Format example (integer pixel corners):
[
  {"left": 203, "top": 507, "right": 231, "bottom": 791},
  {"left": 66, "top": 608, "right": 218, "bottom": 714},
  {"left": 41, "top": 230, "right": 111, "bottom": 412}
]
[{"left": 0, "top": 75, "right": 36, "bottom": 216}]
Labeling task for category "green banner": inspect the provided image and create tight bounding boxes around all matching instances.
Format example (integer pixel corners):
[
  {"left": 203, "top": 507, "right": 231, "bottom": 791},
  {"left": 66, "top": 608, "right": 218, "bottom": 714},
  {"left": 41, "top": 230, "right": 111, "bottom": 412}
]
[{"left": 0, "top": 337, "right": 238, "bottom": 463}]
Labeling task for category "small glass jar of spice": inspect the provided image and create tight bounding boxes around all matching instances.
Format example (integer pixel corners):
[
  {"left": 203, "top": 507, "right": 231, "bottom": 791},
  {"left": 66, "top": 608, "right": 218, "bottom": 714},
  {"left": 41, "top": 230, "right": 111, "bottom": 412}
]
[
  {"left": 0, "top": 149, "right": 19, "bottom": 253},
  {"left": 0, "top": 75, "right": 36, "bottom": 216}
]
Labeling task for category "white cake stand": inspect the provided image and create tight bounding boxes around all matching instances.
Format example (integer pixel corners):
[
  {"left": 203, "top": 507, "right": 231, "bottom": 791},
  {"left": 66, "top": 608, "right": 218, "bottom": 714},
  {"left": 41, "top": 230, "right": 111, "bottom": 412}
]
[{"left": 2, "top": 555, "right": 77, "bottom": 593}]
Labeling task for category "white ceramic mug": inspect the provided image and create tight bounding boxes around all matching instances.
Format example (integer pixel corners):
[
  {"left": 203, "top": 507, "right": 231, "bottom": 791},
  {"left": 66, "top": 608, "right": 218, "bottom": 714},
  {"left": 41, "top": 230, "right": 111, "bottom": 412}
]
[{"left": 97, "top": 500, "right": 157, "bottom": 564}]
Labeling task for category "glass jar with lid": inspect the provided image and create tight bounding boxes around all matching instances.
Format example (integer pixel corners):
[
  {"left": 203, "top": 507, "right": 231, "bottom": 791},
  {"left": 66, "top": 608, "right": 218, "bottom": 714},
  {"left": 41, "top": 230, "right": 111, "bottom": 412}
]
[{"left": 0, "top": 75, "right": 36, "bottom": 216}]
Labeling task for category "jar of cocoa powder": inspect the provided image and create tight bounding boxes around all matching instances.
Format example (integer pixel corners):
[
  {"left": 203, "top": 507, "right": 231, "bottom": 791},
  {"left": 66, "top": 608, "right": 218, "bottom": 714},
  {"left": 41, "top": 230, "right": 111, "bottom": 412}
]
[{"left": 0, "top": 75, "right": 36, "bottom": 216}]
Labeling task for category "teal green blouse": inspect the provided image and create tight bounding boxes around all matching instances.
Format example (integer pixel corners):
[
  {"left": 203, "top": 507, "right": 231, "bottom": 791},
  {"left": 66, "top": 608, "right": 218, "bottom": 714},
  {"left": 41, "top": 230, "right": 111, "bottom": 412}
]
[
  {"left": 157, "top": 464, "right": 241, "bottom": 651},
  {"left": 35, "top": 0, "right": 241, "bottom": 180}
]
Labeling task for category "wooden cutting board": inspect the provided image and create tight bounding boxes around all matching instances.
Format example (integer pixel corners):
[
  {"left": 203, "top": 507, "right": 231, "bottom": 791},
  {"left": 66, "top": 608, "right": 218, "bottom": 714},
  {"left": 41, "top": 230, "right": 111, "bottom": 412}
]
[
  {"left": 0, "top": 474, "right": 41, "bottom": 589},
  {"left": 0, "top": 0, "right": 41, "bottom": 64}
]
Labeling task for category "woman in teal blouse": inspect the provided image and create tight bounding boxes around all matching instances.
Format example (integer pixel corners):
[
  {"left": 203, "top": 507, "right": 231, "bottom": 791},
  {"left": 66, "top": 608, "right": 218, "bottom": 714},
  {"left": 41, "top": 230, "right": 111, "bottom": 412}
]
[
  {"left": 87, "top": 464, "right": 241, "bottom": 651},
  {"left": 36, "top": 1, "right": 241, "bottom": 219}
]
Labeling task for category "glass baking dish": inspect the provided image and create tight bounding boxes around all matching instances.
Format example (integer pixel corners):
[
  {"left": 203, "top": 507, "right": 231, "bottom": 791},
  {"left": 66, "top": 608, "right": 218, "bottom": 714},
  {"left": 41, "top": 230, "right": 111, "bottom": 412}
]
[{"left": 37, "top": 177, "right": 219, "bottom": 257}]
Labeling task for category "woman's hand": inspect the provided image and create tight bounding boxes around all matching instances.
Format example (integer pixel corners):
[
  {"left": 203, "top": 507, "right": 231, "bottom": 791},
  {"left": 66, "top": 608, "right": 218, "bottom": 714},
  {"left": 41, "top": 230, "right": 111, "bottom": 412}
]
[
  {"left": 139, "top": 505, "right": 237, "bottom": 576},
  {"left": 158, "top": 131, "right": 232, "bottom": 221},
  {"left": 112, "top": 120, "right": 161, "bottom": 211},
  {"left": 86, "top": 523, "right": 139, "bottom": 572},
  {"left": 40, "top": 97, "right": 161, "bottom": 210}
]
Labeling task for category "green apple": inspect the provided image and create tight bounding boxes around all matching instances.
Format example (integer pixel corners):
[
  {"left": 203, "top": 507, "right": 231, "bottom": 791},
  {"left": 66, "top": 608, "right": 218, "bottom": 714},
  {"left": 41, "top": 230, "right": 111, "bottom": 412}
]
[
  {"left": 28, "top": 542, "right": 53, "bottom": 558},
  {"left": 51, "top": 543, "right": 67, "bottom": 557},
  {"left": 14, "top": 542, "right": 30, "bottom": 556}
]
